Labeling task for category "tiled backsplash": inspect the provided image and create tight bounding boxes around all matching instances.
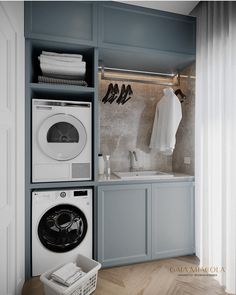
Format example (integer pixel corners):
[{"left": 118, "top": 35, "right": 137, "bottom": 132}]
[
  {"left": 172, "top": 64, "right": 195, "bottom": 175},
  {"left": 99, "top": 63, "right": 195, "bottom": 174}
]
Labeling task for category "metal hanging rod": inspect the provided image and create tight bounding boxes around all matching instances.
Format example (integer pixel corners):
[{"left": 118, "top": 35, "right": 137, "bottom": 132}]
[
  {"left": 98, "top": 66, "right": 177, "bottom": 77},
  {"left": 179, "top": 74, "right": 196, "bottom": 79},
  {"left": 98, "top": 66, "right": 180, "bottom": 86}
]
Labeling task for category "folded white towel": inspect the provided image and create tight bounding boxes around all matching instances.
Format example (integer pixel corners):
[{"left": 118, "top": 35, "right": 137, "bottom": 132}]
[
  {"left": 51, "top": 262, "right": 84, "bottom": 287},
  {"left": 40, "top": 62, "right": 86, "bottom": 71},
  {"left": 39, "top": 55, "right": 86, "bottom": 67},
  {"left": 64, "top": 271, "right": 84, "bottom": 287},
  {"left": 40, "top": 63, "right": 86, "bottom": 79},
  {"left": 42, "top": 51, "right": 83, "bottom": 61},
  {"left": 149, "top": 87, "right": 182, "bottom": 155},
  {"left": 38, "top": 76, "right": 88, "bottom": 86}
]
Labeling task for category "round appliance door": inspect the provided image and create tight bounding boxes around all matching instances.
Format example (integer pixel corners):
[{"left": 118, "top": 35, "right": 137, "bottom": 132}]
[
  {"left": 38, "top": 204, "right": 88, "bottom": 253},
  {"left": 38, "top": 114, "right": 87, "bottom": 161}
]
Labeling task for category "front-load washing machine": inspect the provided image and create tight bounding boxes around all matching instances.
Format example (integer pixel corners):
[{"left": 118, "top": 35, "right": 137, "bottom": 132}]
[
  {"left": 32, "top": 99, "right": 92, "bottom": 182},
  {"left": 32, "top": 188, "right": 93, "bottom": 276}
]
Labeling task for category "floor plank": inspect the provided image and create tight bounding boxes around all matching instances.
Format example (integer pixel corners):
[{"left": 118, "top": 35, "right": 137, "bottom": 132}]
[{"left": 22, "top": 256, "right": 232, "bottom": 295}]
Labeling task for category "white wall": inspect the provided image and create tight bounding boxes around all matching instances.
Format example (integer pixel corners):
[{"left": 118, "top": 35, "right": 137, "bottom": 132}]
[{"left": 0, "top": 1, "right": 25, "bottom": 294}]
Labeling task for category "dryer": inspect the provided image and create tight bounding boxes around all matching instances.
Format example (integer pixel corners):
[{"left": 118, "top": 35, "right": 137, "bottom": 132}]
[
  {"left": 32, "top": 188, "right": 93, "bottom": 276},
  {"left": 32, "top": 99, "right": 92, "bottom": 182}
]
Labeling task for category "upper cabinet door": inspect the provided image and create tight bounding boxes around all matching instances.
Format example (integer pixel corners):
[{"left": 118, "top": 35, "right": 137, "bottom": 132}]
[
  {"left": 98, "top": 2, "right": 196, "bottom": 55},
  {"left": 25, "top": 1, "right": 98, "bottom": 46}
]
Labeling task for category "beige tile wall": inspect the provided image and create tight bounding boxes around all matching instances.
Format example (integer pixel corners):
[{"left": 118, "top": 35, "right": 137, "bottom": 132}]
[
  {"left": 172, "top": 64, "right": 195, "bottom": 175},
  {"left": 99, "top": 63, "right": 195, "bottom": 174}
]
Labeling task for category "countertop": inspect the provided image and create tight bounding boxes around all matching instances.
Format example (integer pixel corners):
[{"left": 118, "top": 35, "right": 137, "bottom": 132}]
[{"left": 98, "top": 172, "right": 194, "bottom": 185}]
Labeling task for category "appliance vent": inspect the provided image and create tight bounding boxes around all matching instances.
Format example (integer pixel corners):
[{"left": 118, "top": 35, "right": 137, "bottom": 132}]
[{"left": 72, "top": 163, "right": 90, "bottom": 178}]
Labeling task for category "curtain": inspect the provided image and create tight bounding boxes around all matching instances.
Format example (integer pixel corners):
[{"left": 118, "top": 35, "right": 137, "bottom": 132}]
[{"left": 195, "top": 2, "right": 236, "bottom": 293}]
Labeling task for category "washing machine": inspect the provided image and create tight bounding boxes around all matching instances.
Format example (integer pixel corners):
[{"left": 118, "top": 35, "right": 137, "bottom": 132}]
[
  {"left": 32, "top": 99, "right": 92, "bottom": 182},
  {"left": 32, "top": 188, "right": 93, "bottom": 276}
]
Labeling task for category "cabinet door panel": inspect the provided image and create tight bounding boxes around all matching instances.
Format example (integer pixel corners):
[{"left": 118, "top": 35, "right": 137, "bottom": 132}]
[
  {"left": 99, "top": 3, "right": 196, "bottom": 55},
  {"left": 152, "top": 183, "right": 194, "bottom": 259},
  {"left": 25, "top": 1, "right": 97, "bottom": 45},
  {"left": 97, "top": 184, "right": 151, "bottom": 267}
]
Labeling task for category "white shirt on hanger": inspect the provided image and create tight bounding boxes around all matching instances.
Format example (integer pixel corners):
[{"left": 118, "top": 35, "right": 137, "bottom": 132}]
[{"left": 149, "top": 87, "right": 182, "bottom": 155}]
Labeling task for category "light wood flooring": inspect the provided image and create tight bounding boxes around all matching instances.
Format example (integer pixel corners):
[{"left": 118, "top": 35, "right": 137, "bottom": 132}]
[{"left": 22, "top": 256, "right": 232, "bottom": 295}]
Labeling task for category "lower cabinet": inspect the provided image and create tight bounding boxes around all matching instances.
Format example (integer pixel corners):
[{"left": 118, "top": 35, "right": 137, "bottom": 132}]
[
  {"left": 152, "top": 182, "right": 195, "bottom": 259},
  {"left": 97, "top": 184, "right": 151, "bottom": 267},
  {"left": 97, "top": 181, "right": 194, "bottom": 267}
]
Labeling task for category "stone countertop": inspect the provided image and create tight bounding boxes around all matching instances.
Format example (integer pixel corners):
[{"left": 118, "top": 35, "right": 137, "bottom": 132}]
[{"left": 98, "top": 172, "right": 194, "bottom": 185}]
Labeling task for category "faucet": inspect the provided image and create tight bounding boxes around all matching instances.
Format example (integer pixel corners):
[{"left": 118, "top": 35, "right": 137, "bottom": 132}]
[{"left": 129, "top": 150, "right": 138, "bottom": 172}]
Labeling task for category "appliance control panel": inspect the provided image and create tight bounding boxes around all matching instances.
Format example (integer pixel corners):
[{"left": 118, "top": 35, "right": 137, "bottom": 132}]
[
  {"left": 73, "top": 190, "right": 88, "bottom": 197},
  {"left": 32, "top": 189, "right": 91, "bottom": 201}
]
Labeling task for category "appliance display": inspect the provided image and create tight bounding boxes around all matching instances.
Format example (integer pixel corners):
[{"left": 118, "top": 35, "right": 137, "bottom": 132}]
[
  {"left": 32, "top": 99, "right": 92, "bottom": 182},
  {"left": 32, "top": 189, "right": 93, "bottom": 276}
]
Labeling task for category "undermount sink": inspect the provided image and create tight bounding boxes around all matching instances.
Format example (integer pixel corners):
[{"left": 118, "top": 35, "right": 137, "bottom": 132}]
[{"left": 113, "top": 170, "right": 174, "bottom": 180}]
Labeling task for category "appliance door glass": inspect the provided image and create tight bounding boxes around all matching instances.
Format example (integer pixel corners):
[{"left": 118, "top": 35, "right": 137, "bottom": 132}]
[
  {"left": 38, "top": 114, "right": 87, "bottom": 161},
  {"left": 38, "top": 204, "right": 88, "bottom": 253}
]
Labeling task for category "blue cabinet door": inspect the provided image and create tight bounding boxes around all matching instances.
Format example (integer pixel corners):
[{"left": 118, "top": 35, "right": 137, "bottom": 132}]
[
  {"left": 97, "top": 184, "right": 151, "bottom": 267},
  {"left": 151, "top": 182, "right": 195, "bottom": 259},
  {"left": 98, "top": 2, "right": 196, "bottom": 55},
  {"left": 25, "top": 1, "right": 98, "bottom": 46}
]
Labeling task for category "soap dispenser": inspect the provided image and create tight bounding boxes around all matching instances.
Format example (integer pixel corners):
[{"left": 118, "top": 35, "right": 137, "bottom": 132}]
[{"left": 98, "top": 154, "right": 105, "bottom": 175}]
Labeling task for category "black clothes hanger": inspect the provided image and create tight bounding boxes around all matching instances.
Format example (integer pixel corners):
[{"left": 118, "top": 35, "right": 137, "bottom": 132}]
[
  {"left": 121, "top": 85, "right": 133, "bottom": 104},
  {"left": 117, "top": 85, "right": 129, "bottom": 104},
  {"left": 103, "top": 83, "right": 133, "bottom": 105},
  {"left": 108, "top": 84, "right": 119, "bottom": 104},
  {"left": 102, "top": 83, "right": 113, "bottom": 103},
  {"left": 116, "top": 84, "right": 126, "bottom": 104},
  {"left": 175, "top": 88, "right": 186, "bottom": 103}
]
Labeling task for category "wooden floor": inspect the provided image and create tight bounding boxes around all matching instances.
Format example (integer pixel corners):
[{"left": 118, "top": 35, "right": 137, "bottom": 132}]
[{"left": 22, "top": 256, "right": 231, "bottom": 295}]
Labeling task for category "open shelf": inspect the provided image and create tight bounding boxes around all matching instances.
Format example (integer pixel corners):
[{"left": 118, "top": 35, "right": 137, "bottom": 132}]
[
  {"left": 30, "top": 82, "right": 95, "bottom": 94},
  {"left": 27, "top": 39, "right": 96, "bottom": 88},
  {"left": 29, "top": 83, "right": 95, "bottom": 103},
  {"left": 29, "top": 181, "right": 96, "bottom": 190}
]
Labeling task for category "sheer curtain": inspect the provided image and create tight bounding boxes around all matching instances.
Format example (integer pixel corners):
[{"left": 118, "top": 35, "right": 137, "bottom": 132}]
[{"left": 195, "top": 2, "right": 236, "bottom": 293}]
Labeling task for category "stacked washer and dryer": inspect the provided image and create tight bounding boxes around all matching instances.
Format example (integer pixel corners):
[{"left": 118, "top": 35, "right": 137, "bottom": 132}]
[{"left": 31, "top": 99, "right": 93, "bottom": 276}]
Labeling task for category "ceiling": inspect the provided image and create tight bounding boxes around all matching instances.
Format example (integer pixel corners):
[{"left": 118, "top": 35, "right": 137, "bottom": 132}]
[{"left": 116, "top": 1, "right": 199, "bottom": 15}]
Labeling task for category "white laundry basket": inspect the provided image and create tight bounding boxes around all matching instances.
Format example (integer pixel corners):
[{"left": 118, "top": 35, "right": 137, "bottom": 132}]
[{"left": 40, "top": 254, "right": 101, "bottom": 295}]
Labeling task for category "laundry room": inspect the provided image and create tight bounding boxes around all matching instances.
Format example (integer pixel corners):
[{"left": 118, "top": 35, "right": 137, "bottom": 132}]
[
  {"left": 23, "top": 7, "right": 197, "bottom": 291},
  {"left": 1, "top": 1, "right": 236, "bottom": 295}
]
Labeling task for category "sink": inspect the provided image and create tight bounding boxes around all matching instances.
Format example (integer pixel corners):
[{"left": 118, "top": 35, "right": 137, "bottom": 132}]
[{"left": 113, "top": 170, "right": 174, "bottom": 180}]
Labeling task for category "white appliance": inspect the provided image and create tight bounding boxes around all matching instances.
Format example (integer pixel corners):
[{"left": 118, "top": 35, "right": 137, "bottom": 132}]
[
  {"left": 32, "top": 99, "right": 92, "bottom": 182},
  {"left": 32, "top": 188, "right": 93, "bottom": 276}
]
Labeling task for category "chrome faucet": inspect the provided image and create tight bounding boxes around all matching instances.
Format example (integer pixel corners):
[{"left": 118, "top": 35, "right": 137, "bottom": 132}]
[{"left": 129, "top": 150, "right": 138, "bottom": 172}]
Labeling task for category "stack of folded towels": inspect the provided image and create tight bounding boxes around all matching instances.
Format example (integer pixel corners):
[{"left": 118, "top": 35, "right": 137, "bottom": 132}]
[
  {"left": 38, "top": 51, "right": 88, "bottom": 86},
  {"left": 51, "top": 262, "right": 85, "bottom": 287}
]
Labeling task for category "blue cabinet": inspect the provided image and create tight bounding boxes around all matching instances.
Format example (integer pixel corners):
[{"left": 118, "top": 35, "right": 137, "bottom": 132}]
[
  {"left": 24, "top": 1, "right": 196, "bottom": 73},
  {"left": 25, "top": 1, "right": 98, "bottom": 46},
  {"left": 97, "top": 181, "right": 195, "bottom": 267},
  {"left": 98, "top": 2, "right": 196, "bottom": 55},
  {"left": 97, "top": 184, "right": 152, "bottom": 267},
  {"left": 98, "top": 2, "right": 196, "bottom": 73},
  {"left": 151, "top": 182, "right": 195, "bottom": 259},
  {"left": 25, "top": 1, "right": 196, "bottom": 54}
]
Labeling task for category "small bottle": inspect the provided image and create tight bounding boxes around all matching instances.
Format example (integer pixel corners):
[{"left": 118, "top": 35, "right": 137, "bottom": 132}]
[
  {"left": 98, "top": 154, "right": 105, "bottom": 175},
  {"left": 104, "top": 155, "right": 111, "bottom": 177}
]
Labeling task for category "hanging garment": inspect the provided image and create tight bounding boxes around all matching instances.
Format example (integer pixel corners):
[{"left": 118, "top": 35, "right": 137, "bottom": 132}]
[{"left": 149, "top": 88, "right": 182, "bottom": 155}]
